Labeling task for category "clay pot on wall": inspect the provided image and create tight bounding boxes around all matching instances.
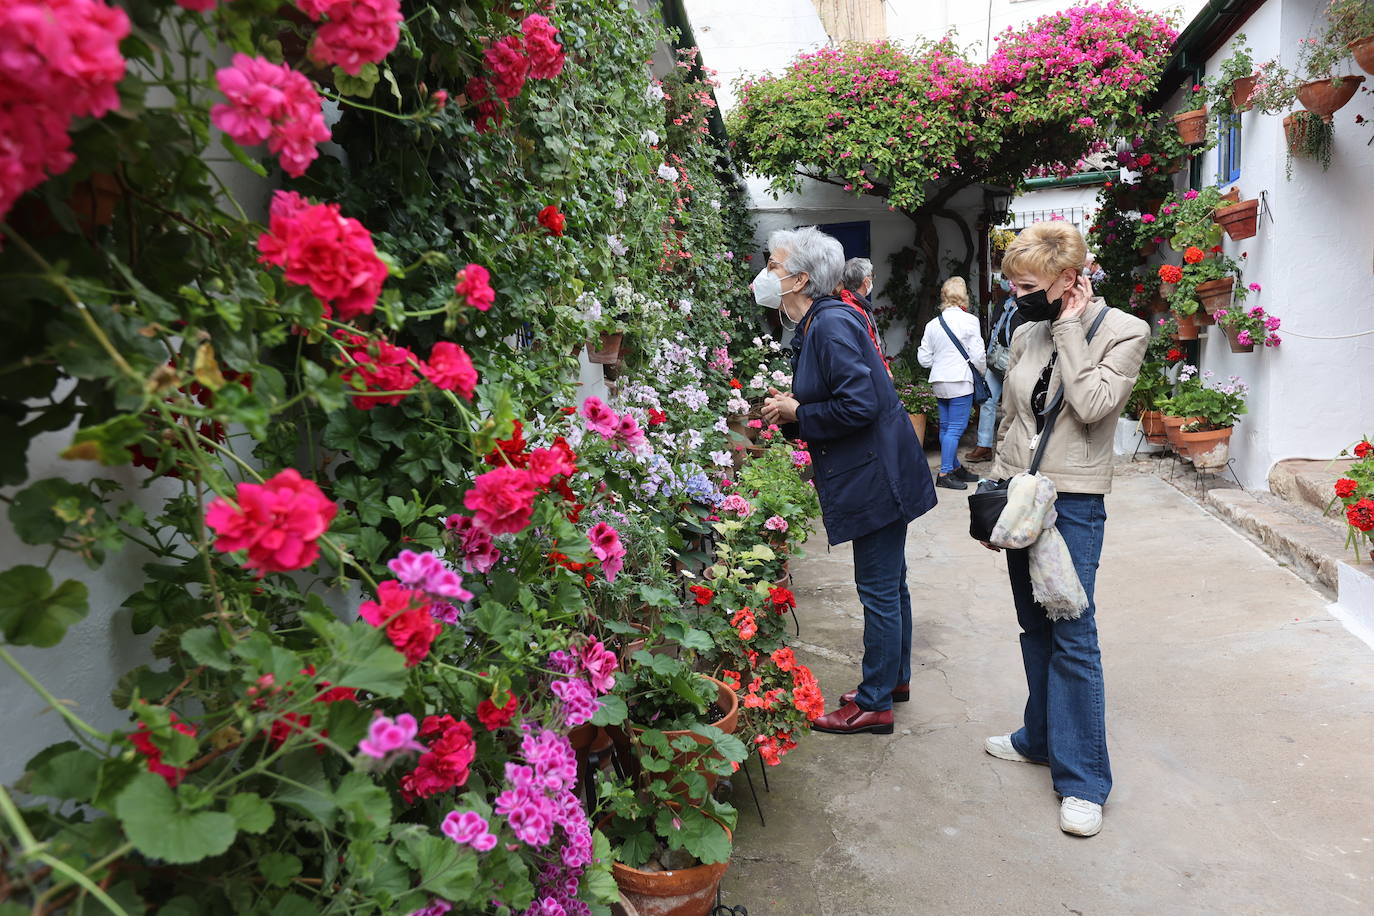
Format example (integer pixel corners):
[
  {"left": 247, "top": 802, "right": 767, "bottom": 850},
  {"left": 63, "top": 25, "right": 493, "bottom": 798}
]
[
  {"left": 1172, "top": 311, "right": 1199, "bottom": 340},
  {"left": 1172, "top": 107, "right": 1209, "bottom": 145},
  {"left": 1231, "top": 72, "right": 1259, "bottom": 111},
  {"left": 1222, "top": 325, "right": 1255, "bottom": 353},
  {"left": 588, "top": 332, "right": 625, "bottom": 364},
  {"left": 1295, "top": 76, "right": 1366, "bottom": 120},
  {"left": 1195, "top": 277, "right": 1235, "bottom": 316},
  {"left": 1351, "top": 35, "right": 1374, "bottom": 75},
  {"left": 1214, "top": 198, "right": 1259, "bottom": 241}
]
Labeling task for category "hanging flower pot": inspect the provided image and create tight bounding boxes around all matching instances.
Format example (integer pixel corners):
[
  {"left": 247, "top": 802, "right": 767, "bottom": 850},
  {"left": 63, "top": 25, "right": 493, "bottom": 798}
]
[
  {"left": 1172, "top": 107, "right": 1208, "bottom": 145},
  {"left": 1176, "top": 426, "right": 1234, "bottom": 469},
  {"left": 1195, "top": 308, "right": 1215, "bottom": 326},
  {"left": 588, "top": 331, "right": 624, "bottom": 364},
  {"left": 1140, "top": 410, "right": 1167, "bottom": 445},
  {"left": 1195, "top": 277, "right": 1235, "bottom": 315},
  {"left": 1351, "top": 35, "right": 1374, "bottom": 75},
  {"left": 1231, "top": 72, "right": 1259, "bottom": 111},
  {"left": 1222, "top": 324, "right": 1255, "bottom": 353},
  {"left": 1172, "top": 311, "right": 1199, "bottom": 340},
  {"left": 1214, "top": 198, "right": 1259, "bottom": 241},
  {"left": 1295, "top": 76, "right": 1365, "bottom": 121}
]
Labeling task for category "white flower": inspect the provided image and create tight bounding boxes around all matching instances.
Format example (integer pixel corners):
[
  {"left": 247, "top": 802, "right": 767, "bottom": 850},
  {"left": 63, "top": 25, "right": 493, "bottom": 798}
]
[
  {"left": 752, "top": 337, "right": 762, "bottom": 347},
  {"left": 709, "top": 199, "right": 721, "bottom": 210},
  {"left": 657, "top": 163, "right": 680, "bottom": 182},
  {"left": 768, "top": 339, "right": 781, "bottom": 351},
  {"left": 727, "top": 396, "right": 750, "bottom": 415},
  {"left": 714, "top": 417, "right": 728, "bottom": 433},
  {"left": 613, "top": 188, "right": 627, "bottom": 208},
  {"left": 750, "top": 375, "right": 766, "bottom": 390},
  {"left": 678, "top": 298, "right": 692, "bottom": 315},
  {"left": 710, "top": 450, "right": 732, "bottom": 467},
  {"left": 641, "top": 129, "right": 660, "bottom": 146},
  {"left": 771, "top": 370, "right": 790, "bottom": 386},
  {"left": 646, "top": 83, "right": 665, "bottom": 101},
  {"left": 607, "top": 235, "right": 628, "bottom": 256}
]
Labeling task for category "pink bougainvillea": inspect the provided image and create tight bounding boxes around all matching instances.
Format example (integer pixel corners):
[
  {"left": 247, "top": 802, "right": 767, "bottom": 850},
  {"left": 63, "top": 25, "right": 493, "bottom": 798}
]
[
  {"left": 298, "top": 0, "right": 402, "bottom": 75},
  {"left": 205, "top": 468, "right": 338, "bottom": 574},
  {"left": 0, "top": 0, "right": 130, "bottom": 220},
  {"left": 257, "top": 191, "right": 388, "bottom": 320},
  {"left": 212, "top": 56, "right": 330, "bottom": 177}
]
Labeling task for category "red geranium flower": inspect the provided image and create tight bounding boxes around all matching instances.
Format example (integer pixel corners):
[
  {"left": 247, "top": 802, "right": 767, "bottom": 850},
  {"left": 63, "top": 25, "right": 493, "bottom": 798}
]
[
  {"left": 731, "top": 607, "right": 758, "bottom": 641},
  {"left": 1184, "top": 246, "right": 1205, "bottom": 264},
  {"left": 129, "top": 712, "right": 198, "bottom": 787},
  {"left": 1166, "top": 347, "right": 1183, "bottom": 362},
  {"left": 476, "top": 691, "right": 518, "bottom": 731},
  {"left": 1335, "top": 478, "right": 1358, "bottom": 499},
  {"left": 359, "top": 580, "right": 441, "bottom": 666},
  {"left": 1158, "top": 264, "right": 1183, "bottom": 284},
  {"left": 538, "top": 204, "right": 565, "bottom": 237},
  {"left": 401, "top": 715, "right": 475, "bottom": 802},
  {"left": 647, "top": 408, "right": 668, "bottom": 426},
  {"left": 205, "top": 469, "right": 338, "bottom": 575},
  {"left": 768, "top": 586, "right": 796, "bottom": 613},
  {"left": 729, "top": 378, "right": 742, "bottom": 390},
  {"left": 1347, "top": 497, "right": 1374, "bottom": 533},
  {"left": 1355, "top": 440, "right": 1372, "bottom": 459},
  {"left": 689, "top": 584, "right": 714, "bottom": 605}
]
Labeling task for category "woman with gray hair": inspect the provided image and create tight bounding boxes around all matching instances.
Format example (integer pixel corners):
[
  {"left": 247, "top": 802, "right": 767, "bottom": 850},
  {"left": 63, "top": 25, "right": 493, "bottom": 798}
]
[
  {"left": 757, "top": 227, "right": 936, "bottom": 736},
  {"left": 839, "top": 257, "right": 874, "bottom": 305}
]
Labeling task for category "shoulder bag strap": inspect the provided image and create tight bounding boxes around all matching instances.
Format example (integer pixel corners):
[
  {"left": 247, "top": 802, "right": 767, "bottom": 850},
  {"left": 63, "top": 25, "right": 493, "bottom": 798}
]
[
  {"left": 1027, "top": 306, "right": 1113, "bottom": 475},
  {"left": 937, "top": 313, "right": 973, "bottom": 362}
]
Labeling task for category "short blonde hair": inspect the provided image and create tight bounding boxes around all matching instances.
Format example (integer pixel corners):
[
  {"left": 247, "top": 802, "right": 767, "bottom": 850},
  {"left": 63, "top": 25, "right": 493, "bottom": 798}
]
[
  {"left": 939, "top": 276, "right": 970, "bottom": 311},
  {"left": 1001, "top": 221, "right": 1088, "bottom": 283}
]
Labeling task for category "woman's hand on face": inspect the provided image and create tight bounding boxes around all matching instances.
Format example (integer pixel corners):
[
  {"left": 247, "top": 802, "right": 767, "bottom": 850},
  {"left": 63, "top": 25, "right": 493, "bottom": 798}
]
[
  {"left": 1059, "top": 274, "right": 1092, "bottom": 322},
  {"left": 763, "top": 386, "right": 799, "bottom": 425}
]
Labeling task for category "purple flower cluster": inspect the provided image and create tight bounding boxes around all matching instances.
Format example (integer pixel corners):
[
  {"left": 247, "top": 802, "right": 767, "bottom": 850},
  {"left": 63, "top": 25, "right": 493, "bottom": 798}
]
[
  {"left": 441, "top": 809, "right": 498, "bottom": 852},
  {"left": 548, "top": 638, "right": 619, "bottom": 726},
  {"left": 388, "top": 549, "right": 473, "bottom": 602}
]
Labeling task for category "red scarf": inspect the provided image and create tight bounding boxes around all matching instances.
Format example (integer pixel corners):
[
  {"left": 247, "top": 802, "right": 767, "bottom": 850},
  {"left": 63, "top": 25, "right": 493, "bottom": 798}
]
[{"left": 839, "top": 290, "right": 892, "bottom": 377}]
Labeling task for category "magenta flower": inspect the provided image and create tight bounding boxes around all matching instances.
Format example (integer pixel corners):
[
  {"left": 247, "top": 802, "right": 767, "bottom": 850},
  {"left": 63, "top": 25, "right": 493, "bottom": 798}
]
[
  {"left": 580, "top": 396, "right": 619, "bottom": 439},
  {"left": 441, "top": 810, "right": 499, "bottom": 852},
  {"left": 1141, "top": 213, "right": 1155, "bottom": 223},
  {"left": 1248, "top": 282, "right": 1262, "bottom": 292},
  {"left": 358, "top": 713, "right": 425, "bottom": 759},
  {"left": 587, "top": 522, "right": 626, "bottom": 583}
]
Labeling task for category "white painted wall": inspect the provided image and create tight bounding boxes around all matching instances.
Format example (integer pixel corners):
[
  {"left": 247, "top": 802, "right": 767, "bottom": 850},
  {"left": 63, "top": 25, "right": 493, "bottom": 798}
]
[{"left": 1160, "top": 0, "right": 1374, "bottom": 489}]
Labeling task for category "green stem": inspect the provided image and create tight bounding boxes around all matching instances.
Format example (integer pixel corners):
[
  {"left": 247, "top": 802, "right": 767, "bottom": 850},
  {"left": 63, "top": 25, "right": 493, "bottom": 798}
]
[
  {"left": 322, "top": 90, "right": 418, "bottom": 120},
  {"left": 0, "top": 646, "right": 112, "bottom": 743},
  {"left": 33, "top": 852, "right": 133, "bottom": 916}
]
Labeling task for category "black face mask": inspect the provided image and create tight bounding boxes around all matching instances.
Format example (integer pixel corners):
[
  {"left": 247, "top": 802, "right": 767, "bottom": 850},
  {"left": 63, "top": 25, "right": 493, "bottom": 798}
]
[{"left": 1014, "top": 286, "right": 1063, "bottom": 323}]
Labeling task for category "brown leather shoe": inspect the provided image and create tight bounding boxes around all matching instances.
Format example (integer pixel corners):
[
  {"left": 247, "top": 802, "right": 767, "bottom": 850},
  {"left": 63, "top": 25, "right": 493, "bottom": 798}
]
[
  {"left": 810, "top": 701, "right": 895, "bottom": 735},
  {"left": 966, "top": 446, "right": 994, "bottom": 463},
  {"left": 839, "top": 683, "right": 910, "bottom": 706}
]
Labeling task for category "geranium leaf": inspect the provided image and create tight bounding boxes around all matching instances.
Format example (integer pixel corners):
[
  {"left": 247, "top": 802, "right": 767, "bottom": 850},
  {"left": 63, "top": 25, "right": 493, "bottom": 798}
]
[
  {"left": 227, "top": 792, "right": 274, "bottom": 835},
  {"left": 115, "top": 772, "right": 237, "bottom": 864},
  {"left": 0, "top": 566, "right": 89, "bottom": 647}
]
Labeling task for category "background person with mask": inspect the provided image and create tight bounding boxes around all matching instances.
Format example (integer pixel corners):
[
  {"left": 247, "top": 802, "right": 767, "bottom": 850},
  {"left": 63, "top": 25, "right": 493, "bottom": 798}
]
[
  {"left": 981, "top": 220, "right": 1147, "bottom": 839},
  {"left": 757, "top": 226, "right": 936, "bottom": 736}
]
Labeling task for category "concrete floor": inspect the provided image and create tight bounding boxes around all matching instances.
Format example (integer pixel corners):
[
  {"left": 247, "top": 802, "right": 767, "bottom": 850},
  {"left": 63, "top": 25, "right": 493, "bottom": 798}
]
[{"left": 721, "top": 472, "right": 1374, "bottom": 916}]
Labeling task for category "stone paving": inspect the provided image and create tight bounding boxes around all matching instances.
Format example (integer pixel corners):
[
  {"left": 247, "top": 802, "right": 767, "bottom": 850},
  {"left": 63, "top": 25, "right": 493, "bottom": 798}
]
[{"left": 720, "top": 472, "right": 1374, "bottom": 915}]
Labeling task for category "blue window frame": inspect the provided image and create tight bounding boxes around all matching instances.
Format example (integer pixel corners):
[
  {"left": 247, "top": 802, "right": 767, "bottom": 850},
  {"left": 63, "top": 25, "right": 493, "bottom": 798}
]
[{"left": 1217, "top": 114, "right": 1242, "bottom": 184}]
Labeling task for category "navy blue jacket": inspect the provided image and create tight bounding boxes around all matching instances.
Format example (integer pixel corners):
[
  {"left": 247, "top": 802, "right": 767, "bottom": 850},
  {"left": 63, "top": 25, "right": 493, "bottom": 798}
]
[{"left": 789, "top": 297, "right": 937, "bottom": 545}]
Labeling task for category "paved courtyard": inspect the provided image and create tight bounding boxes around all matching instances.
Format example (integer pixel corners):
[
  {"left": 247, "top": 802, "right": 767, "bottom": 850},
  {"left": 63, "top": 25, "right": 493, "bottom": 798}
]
[{"left": 722, "top": 472, "right": 1374, "bottom": 915}]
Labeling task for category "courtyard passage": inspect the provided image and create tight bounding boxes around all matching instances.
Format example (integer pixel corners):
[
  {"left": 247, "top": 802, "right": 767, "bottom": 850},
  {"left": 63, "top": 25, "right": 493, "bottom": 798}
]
[{"left": 723, "top": 470, "right": 1374, "bottom": 915}]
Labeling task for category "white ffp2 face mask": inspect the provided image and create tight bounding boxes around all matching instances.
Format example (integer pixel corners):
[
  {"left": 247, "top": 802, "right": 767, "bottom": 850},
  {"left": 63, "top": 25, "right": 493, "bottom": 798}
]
[{"left": 752, "top": 267, "right": 784, "bottom": 309}]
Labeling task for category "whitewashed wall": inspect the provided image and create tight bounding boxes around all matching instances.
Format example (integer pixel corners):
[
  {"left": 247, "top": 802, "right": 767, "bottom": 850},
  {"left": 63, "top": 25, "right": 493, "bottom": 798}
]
[{"left": 1164, "top": 0, "right": 1374, "bottom": 488}]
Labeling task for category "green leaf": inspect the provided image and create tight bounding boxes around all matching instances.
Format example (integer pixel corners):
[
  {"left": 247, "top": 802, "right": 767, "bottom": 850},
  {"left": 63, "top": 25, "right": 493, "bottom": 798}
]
[
  {"left": 342, "top": 641, "right": 409, "bottom": 695},
  {"left": 260, "top": 851, "right": 303, "bottom": 887},
  {"left": 399, "top": 833, "right": 478, "bottom": 901},
  {"left": 582, "top": 832, "right": 618, "bottom": 902},
  {"left": 115, "top": 772, "right": 237, "bottom": 864},
  {"left": 8, "top": 478, "right": 94, "bottom": 544},
  {"left": 616, "top": 829, "right": 657, "bottom": 868},
  {"left": 272, "top": 752, "right": 336, "bottom": 825},
  {"left": 61, "top": 413, "right": 145, "bottom": 465},
  {"left": 588, "top": 694, "right": 627, "bottom": 726},
  {"left": 334, "top": 771, "right": 392, "bottom": 833},
  {"left": 227, "top": 792, "right": 275, "bottom": 835},
  {"left": 0, "top": 566, "right": 89, "bottom": 647},
  {"left": 27, "top": 747, "right": 100, "bottom": 800},
  {"left": 334, "top": 62, "right": 379, "bottom": 98},
  {"left": 180, "top": 627, "right": 233, "bottom": 671},
  {"left": 220, "top": 134, "right": 268, "bottom": 177},
  {"left": 270, "top": 893, "right": 318, "bottom": 916}
]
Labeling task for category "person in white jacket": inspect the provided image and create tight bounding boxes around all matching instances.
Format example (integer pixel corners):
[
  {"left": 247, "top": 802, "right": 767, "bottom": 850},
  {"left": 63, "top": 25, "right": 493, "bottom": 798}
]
[{"left": 917, "top": 277, "right": 986, "bottom": 489}]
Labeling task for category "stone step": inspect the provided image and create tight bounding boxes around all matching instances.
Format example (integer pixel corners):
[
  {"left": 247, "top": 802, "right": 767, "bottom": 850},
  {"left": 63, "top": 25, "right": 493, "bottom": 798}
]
[
  {"left": 1201, "top": 487, "right": 1355, "bottom": 596},
  {"left": 1268, "top": 458, "right": 1356, "bottom": 524}
]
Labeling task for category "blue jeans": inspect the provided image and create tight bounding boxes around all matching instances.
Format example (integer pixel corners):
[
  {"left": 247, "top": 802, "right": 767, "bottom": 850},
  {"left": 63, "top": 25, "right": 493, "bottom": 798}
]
[
  {"left": 1006, "top": 493, "right": 1112, "bottom": 805},
  {"left": 936, "top": 394, "right": 973, "bottom": 474},
  {"left": 976, "top": 370, "right": 1003, "bottom": 448},
  {"left": 850, "top": 518, "right": 912, "bottom": 711}
]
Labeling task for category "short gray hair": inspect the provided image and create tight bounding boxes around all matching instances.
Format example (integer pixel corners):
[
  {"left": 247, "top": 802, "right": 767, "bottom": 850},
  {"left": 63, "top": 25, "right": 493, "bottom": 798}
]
[
  {"left": 767, "top": 226, "right": 844, "bottom": 301},
  {"left": 840, "top": 257, "right": 873, "bottom": 295}
]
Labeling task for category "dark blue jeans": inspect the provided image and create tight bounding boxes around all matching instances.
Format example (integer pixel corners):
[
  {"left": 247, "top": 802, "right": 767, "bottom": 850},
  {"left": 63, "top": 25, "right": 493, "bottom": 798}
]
[
  {"left": 850, "top": 518, "right": 912, "bottom": 711},
  {"left": 936, "top": 394, "right": 973, "bottom": 474},
  {"left": 1006, "top": 493, "right": 1112, "bottom": 805}
]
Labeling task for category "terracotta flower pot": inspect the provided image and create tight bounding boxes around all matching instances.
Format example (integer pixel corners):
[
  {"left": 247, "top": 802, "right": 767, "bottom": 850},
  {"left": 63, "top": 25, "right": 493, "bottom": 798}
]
[
  {"left": 1351, "top": 35, "right": 1374, "bottom": 76},
  {"left": 1140, "top": 410, "right": 1167, "bottom": 445},
  {"left": 1172, "top": 107, "right": 1208, "bottom": 145},
  {"left": 631, "top": 677, "right": 739, "bottom": 802},
  {"left": 1195, "top": 277, "right": 1234, "bottom": 316},
  {"left": 589, "top": 332, "right": 625, "bottom": 364},
  {"left": 611, "top": 893, "right": 641, "bottom": 916},
  {"left": 1194, "top": 309, "right": 1215, "bottom": 326},
  {"left": 1222, "top": 324, "right": 1255, "bottom": 353},
  {"left": 1172, "top": 311, "right": 1199, "bottom": 340},
  {"left": 1231, "top": 73, "right": 1259, "bottom": 111},
  {"left": 1295, "top": 76, "right": 1365, "bottom": 121},
  {"left": 908, "top": 413, "right": 927, "bottom": 445},
  {"left": 1175, "top": 426, "right": 1233, "bottom": 469},
  {"left": 1214, "top": 198, "right": 1258, "bottom": 241},
  {"left": 1163, "top": 415, "right": 1203, "bottom": 449},
  {"left": 611, "top": 824, "right": 731, "bottom": 916},
  {"left": 1159, "top": 281, "right": 1178, "bottom": 298}
]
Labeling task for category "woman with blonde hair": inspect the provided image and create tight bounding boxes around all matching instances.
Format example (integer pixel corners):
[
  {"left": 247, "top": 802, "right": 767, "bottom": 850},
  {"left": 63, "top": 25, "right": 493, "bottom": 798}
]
[
  {"left": 917, "top": 276, "right": 985, "bottom": 489},
  {"left": 980, "top": 220, "right": 1147, "bottom": 838}
]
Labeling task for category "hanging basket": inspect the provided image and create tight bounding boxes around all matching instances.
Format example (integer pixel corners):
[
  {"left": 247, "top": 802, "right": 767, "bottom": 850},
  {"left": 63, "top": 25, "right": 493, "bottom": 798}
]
[
  {"left": 1222, "top": 325, "right": 1255, "bottom": 353},
  {"left": 1171, "top": 107, "right": 1208, "bottom": 145},
  {"left": 1230, "top": 73, "right": 1259, "bottom": 111},
  {"left": 1295, "top": 76, "right": 1365, "bottom": 121},
  {"left": 1195, "top": 277, "right": 1235, "bottom": 315},
  {"left": 1172, "top": 311, "right": 1199, "bottom": 340},
  {"left": 1351, "top": 35, "right": 1374, "bottom": 76},
  {"left": 1214, "top": 198, "right": 1259, "bottom": 241}
]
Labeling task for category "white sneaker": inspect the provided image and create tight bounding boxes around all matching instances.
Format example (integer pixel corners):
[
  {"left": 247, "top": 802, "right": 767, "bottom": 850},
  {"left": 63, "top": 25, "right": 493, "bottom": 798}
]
[
  {"left": 1060, "top": 797, "right": 1103, "bottom": 837},
  {"left": 983, "top": 734, "right": 1044, "bottom": 764}
]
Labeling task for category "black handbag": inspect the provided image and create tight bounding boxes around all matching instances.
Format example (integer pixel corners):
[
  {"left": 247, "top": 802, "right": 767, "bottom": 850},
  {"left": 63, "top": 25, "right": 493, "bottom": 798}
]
[
  {"left": 937, "top": 313, "right": 992, "bottom": 404},
  {"left": 967, "top": 307, "right": 1110, "bottom": 542}
]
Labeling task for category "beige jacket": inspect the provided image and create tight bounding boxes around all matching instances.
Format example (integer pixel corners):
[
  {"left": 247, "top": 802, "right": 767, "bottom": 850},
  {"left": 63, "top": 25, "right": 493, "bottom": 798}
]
[{"left": 991, "top": 299, "right": 1149, "bottom": 495}]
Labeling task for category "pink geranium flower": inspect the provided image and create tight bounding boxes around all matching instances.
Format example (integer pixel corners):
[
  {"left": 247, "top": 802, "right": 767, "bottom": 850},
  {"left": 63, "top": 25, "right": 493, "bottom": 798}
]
[
  {"left": 423, "top": 342, "right": 478, "bottom": 400},
  {"left": 454, "top": 264, "right": 495, "bottom": 311},
  {"left": 586, "top": 521, "right": 625, "bottom": 582},
  {"left": 464, "top": 466, "right": 539, "bottom": 535},
  {"left": 257, "top": 191, "right": 387, "bottom": 320},
  {"left": 580, "top": 396, "right": 619, "bottom": 439},
  {"left": 358, "top": 712, "right": 425, "bottom": 759},
  {"left": 212, "top": 56, "right": 330, "bottom": 177},
  {"left": 205, "top": 469, "right": 337, "bottom": 574}
]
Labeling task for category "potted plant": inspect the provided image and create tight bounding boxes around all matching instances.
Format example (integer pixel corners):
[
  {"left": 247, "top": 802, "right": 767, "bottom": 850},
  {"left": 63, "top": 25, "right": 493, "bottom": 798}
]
[
  {"left": 1213, "top": 301, "right": 1283, "bottom": 353},
  {"left": 1283, "top": 109, "right": 1337, "bottom": 176},
  {"left": 1328, "top": 436, "right": 1374, "bottom": 562},
  {"left": 1168, "top": 366, "right": 1249, "bottom": 470},
  {"left": 1248, "top": 58, "right": 1299, "bottom": 115},
  {"left": 1171, "top": 84, "right": 1210, "bottom": 144},
  {"left": 1178, "top": 248, "right": 1242, "bottom": 320},
  {"left": 1327, "top": 0, "right": 1374, "bottom": 73},
  {"left": 1214, "top": 196, "right": 1260, "bottom": 241},
  {"left": 892, "top": 362, "right": 937, "bottom": 444},
  {"left": 1295, "top": 12, "right": 1367, "bottom": 119},
  {"left": 1211, "top": 34, "right": 1259, "bottom": 116}
]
